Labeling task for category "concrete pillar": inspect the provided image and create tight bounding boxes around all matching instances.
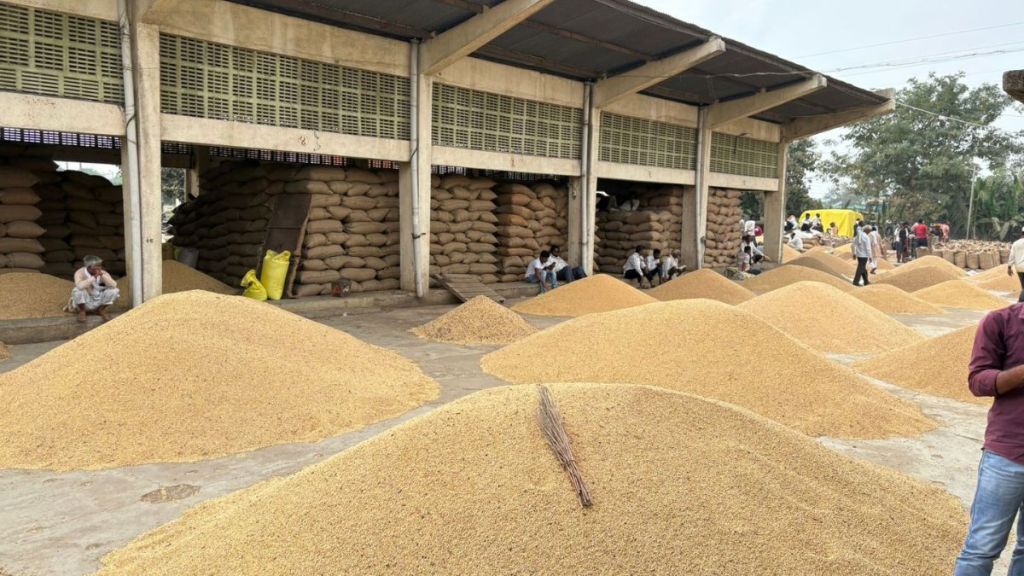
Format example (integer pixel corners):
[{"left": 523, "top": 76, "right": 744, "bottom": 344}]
[
  {"left": 683, "top": 107, "right": 711, "bottom": 269},
  {"left": 567, "top": 176, "right": 584, "bottom": 267},
  {"left": 570, "top": 91, "right": 599, "bottom": 275},
  {"left": 121, "top": 6, "right": 162, "bottom": 304},
  {"left": 399, "top": 50, "right": 431, "bottom": 296},
  {"left": 763, "top": 139, "right": 789, "bottom": 263}
]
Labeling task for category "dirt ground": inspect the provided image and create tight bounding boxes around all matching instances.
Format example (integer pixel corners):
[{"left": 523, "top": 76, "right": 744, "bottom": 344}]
[{"left": 0, "top": 298, "right": 1004, "bottom": 575}]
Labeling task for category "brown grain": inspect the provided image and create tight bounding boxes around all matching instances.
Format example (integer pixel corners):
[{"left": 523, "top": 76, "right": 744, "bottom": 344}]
[
  {"left": 741, "top": 264, "right": 855, "bottom": 294},
  {"left": 511, "top": 274, "right": 656, "bottom": 317},
  {"left": 0, "top": 291, "right": 439, "bottom": 470},
  {"left": 850, "top": 284, "right": 946, "bottom": 315},
  {"left": 894, "top": 255, "right": 967, "bottom": 277},
  {"left": 914, "top": 280, "right": 1012, "bottom": 311},
  {"left": 739, "top": 281, "right": 923, "bottom": 354},
  {"left": 788, "top": 251, "right": 854, "bottom": 278},
  {"left": 0, "top": 272, "right": 72, "bottom": 320},
  {"left": 971, "top": 269, "right": 1021, "bottom": 292},
  {"left": 96, "top": 384, "right": 965, "bottom": 576},
  {"left": 0, "top": 341, "right": 8, "bottom": 363},
  {"left": 781, "top": 244, "right": 802, "bottom": 262},
  {"left": 411, "top": 296, "right": 536, "bottom": 345},
  {"left": 648, "top": 268, "right": 754, "bottom": 304},
  {"left": 482, "top": 300, "right": 935, "bottom": 439},
  {"left": 876, "top": 265, "right": 963, "bottom": 292}
]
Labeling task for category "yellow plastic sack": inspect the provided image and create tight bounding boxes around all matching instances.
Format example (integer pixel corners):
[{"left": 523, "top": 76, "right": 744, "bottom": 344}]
[
  {"left": 260, "top": 250, "right": 290, "bottom": 301},
  {"left": 240, "top": 269, "right": 268, "bottom": 301}
]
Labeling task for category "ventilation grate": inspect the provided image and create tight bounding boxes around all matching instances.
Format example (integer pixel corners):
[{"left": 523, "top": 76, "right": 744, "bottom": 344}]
[
  {"left": 709, "top": 132, "right": 779, "bottom": 179},
  {"left": 159, "top": 33, "right": 411, "bottom": 141},
  {"left": 598, "top": 112, "right": 697, "bottom": 170},
  {"left": 432, "top": 82, "right": 582, "bottom": 160},
  {"left": 0, "top": 2, "right": 122, "bottom": 104}
]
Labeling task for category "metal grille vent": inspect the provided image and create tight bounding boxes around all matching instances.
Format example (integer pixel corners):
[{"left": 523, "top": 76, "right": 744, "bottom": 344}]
[
  {"left": 0, "top": 2, "right": 122, "bottom": 104},
  {"left": 160, "top": 34, "right": 410, "bottom": 141},
  {"left": 710, "top": 132, "right": 778, "bottom": 179},
  {"left": 432, "top": 83, "right": 582, "bottom": 160},
  {"left": 599, "top": 112, "right": 696, "bottom": 170}
]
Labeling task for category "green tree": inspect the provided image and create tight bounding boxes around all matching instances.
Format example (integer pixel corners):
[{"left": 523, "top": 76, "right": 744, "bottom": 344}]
[
  {"left": 161, "top": 168, "right": 186, "bottom": 210},
  {"left": 826, "top": 73, "right": 1022, "bottom": 236},
  {"left": 784, "top": 139, "right": 822, "bottom": 216}
]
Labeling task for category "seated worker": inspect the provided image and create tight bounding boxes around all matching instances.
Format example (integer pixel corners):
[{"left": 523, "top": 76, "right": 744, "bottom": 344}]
[
  {"left": 69, "top": 255, "right": 119, "bottom": 323},
  {"left": 645, "top": 249, "right": 664, "bottom": 286},
  {"left": 787, "top": 231, "right": 805, "bottom": 252},
  {"left": 741, "top": 235, "right": 770, "bottom": 265},
  {"left": 548, "top": 245, "right": 587, "bottom": 284},
  {"left": 623, "top": 245, "right": 647, "bottom": 287},
  {"left": 660, "top": 249, "right": 686, "bottom": 281},
  {"left": 739, "top": 245, "right": 762, "bottom": 276},
  {"left": 525, "top": 250, "right": 557, "bottom": 293}
]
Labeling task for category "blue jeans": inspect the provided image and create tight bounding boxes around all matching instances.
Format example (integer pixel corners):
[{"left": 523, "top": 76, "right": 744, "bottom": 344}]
[
  {"left": 955, "top": 451, "right": 1024, "bottom": 575},
  {"left": 526, "top": 271, "right": 557, "bottom": 292}
]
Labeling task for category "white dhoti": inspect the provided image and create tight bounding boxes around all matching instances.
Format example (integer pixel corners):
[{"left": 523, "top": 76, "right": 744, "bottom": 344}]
[{"left": 71, "top": 287, "right": 119, "bottom": 311}]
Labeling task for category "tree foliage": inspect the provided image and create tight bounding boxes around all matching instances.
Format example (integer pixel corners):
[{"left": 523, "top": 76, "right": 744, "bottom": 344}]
[{"left": 785, "top": 139, "right": 823, "bottom": 217}]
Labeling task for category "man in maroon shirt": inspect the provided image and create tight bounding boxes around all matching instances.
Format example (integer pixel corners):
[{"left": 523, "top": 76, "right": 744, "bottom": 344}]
[{"left": 956, "top": 304, "right": 1024, "bottom": 575}]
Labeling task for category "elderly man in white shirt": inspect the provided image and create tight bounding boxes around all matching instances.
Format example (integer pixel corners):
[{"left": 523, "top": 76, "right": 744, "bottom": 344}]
[
  {"left": 1007, "top": 227, "right": 1024, "bottom": 302},
  {"left": 787, "top": 232, "right": 805, "bottom": 253},
  {"left": 69, "top": 255, "right": 119, "bottom": 322},
  {"left": 852, "top": 225, "right": 874, "bottom": 286},
  {"left": 660, "top": 249, "right": 685, "bottom": 281}
]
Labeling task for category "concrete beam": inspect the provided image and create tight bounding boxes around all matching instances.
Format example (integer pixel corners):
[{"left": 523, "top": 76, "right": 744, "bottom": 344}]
[
  {"left": 592, "top": 37, "right": 725, "bottom": 109},
  {"left": 707, "top": 74, "right": 827, "bottom": 129},
  {"left": 137, "top": 0, "right": 182, "bottom": 23},
  {"left": 420, "top": 0, "right": 555, "bottom": 76},
  {"left": 782, "top": 90, "right": 895, "bottom": 140}
]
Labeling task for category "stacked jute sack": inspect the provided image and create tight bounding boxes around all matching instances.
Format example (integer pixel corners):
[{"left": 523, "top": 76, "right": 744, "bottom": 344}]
[
  {"left": 428, "top": 174, "right": 501, "bottom": 283},
  {"left": 932, "top": 240, "right": 1009, "bottom": 270},
  {"left": 287, "top": 166, "right": 401, "bottom": 296},
  {"left": 493, "top": 181, "right": 569, "bottom": 282},
  {"left": 0, "top": 163, "right": 46, "bottom": 274},
  {"left": 36, "top": 170, "right": 125, "bottom": 277},
  {"left": 169, "top": 162, "right": 272, "bottom": 286},
  {"left": 704, "top": 188, "right": 743, "bottom": 268},
  {"left": 594, "top": 186, "right": 684, "bottom": 272}
]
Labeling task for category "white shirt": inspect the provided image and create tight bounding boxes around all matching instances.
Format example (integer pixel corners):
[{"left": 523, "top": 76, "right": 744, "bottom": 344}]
[
  {"left": 624, "top": 252, "right": 644, "bottom": 274},
  {"left": 661, "top": 255, "right": 678, "bottom": 276},
  {"left": 739, "top": 252, "right": 752, "bottom": 271},
  {"left": 741, "top": 239, "right": 764, "bottom": 258},
  {"left": 549, "top": 255, "right": 568, "bottom": 273},
  {"left": 787, "top": 236, "right": 803, "bottom": 250},
  {"left": 853, "top": 230, "right": 873, "bottom": 258},
  {"left": 525, "top": 257, "right": 548, "bottom": 279},
  {"left": 646, "top": 255, "right": 659, "bottom": 272},
  {"left": 1010, "top": 238, "right": 1024, "bottom": 270}
]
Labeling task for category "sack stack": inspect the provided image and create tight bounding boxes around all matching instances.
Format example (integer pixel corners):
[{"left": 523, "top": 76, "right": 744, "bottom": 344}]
[
  {"left": 493, "top": 181, "right": 569, "bottom": 282},
  {"left": 0, "top": 165, "right": 45, "bottom": 274},
  {"left": 594, "top": 186, "right": 684, "bottom": 272},
  {"left": 704, "top": 188, "right": 743, "bottom": 268},
  {"left": 428, "top": 174, "right": 501, "bottom": 284},
  {"left": 55, "top": 171, "right": 125, "bottom": 277}
]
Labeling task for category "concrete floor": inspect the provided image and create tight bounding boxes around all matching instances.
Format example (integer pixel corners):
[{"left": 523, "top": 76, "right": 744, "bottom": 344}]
[{"left": 0, "top": 298, "right": 1007, "bottom": 575}]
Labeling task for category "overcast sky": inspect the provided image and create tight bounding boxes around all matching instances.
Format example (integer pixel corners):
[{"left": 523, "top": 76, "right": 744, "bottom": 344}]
[{"left": 641, "top": 0, "right": 1024, "bottom": 197}]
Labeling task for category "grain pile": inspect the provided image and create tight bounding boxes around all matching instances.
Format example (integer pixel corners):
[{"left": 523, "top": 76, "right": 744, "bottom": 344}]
[
  {"left": 511, "top": 274, "right": 656, "bottom": 317},
  {"left": 914, "top": 280, "right": 1011, "bottom": 311},
  {"left": 788, "top": 251, "right": 853, "bottom": 279},
  {"left": 970, "top": 267, "right": 1022, "bottom": 292},
  {"left": 97, "top": 384, "right": 965, "bottom": 576},
  {"left": 493, "top": 181, "right": 568, "bottom": 282},
  {"left": 0, "top": 341, "right": 8, "bottom": 363},
  {"left": 0, "top": 291, "right": 438, "bottom": 470},
  {"left": 782, "top": 243, "right": 802, "bottom": 262},
  {"left": 897, "top": 255, "right": 967, "bottom": 277},
  {"left": 484, "top": 300, "right": 935, "bottom": 438},
  {"left": 648, "top": 268, "right": 754, "bottom": 305},
  {"left": 741, "top": 264, "right": 854, "bottom": 294},
  {"left": 594, "top": 186, "right": 682, "bottom": 272},
  {"left": 429, "top": 174, "right": 501, "bottom": 283},
  {"left": 850, "top": 284, "right": 945, "bottom": 315},
  {"left": 704, "top": 188, "right": 743, "bottom": 267},
  {"left": 739, "top": 282, "right": 924, "bottom": 354},
  {"left": 120, "top": 260, "right": 238, "bottom": 303},
  {"left": 411, "top": 296, "right": 537, "bottom": 345},
  {"left": 854, "top": 326, "right": 984, "bottom": 405},
  {"left": 0, "top": 271, "right": 72, "bottom": 319},
  {"left": 876, "top": 265, "right": 963, "bottom": 292}
]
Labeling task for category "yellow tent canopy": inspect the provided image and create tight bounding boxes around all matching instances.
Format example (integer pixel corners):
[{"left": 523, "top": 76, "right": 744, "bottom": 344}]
[{"left": 798, "top": 209, "right": 864, "bottom": 238}]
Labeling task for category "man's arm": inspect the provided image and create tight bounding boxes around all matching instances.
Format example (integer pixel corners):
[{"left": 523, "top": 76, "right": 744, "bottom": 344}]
[
  {"left": 969, "top": 313, "right": 1018, "bottom": 396},
  {"left": 73, "top": 270, "right": 93, "bottom": 290},
  {"left": 101, "top": 272, "right": 117, "bottom": 288}
]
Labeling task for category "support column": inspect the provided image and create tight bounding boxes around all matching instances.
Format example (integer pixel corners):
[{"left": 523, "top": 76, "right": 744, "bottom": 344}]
[
  {"left": 763, "top": 139, "right": 789, "bottom": 263},
  {"left": 570, "top": 84, "right": 598, "bottom": 275},
  {"left": 683, "top": 106, "right": 711, "bottom": 269},
  {"left": 400, "top": 42, "right": 431, "bottom": 296}
]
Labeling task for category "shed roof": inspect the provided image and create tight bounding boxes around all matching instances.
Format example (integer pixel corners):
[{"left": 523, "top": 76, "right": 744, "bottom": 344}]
[{"left": 229, "top": 0, "right": 890, "bottom": 124}]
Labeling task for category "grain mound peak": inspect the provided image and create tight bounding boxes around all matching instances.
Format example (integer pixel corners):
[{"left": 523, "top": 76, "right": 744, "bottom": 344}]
[
  {"left": 741, "top": 264, "right": 854, "bottom": 294},
  {"left": 854, "top": 325, "right": 985, "bottom": 405},
  {"left": 914, "top": 280, "right": 1011, "bottom": 311},
  {"left": 895, "top": 255, "right": 967, "bottom": 277},
  {"left": 0, "top": 291, "right": 438, "bottom": 470},
  {"left": 0, "top": 272, "right": 73, "bottom": 320},
  {"left": 782, "top": 244, "right": 803, "bottom": 262},
  {"left": 483, "top": 300, "right": 934, "bottom": 439},
  {"left": 850, "top": 284, "right": 945, "bottom": 315},
  {"left": 876, "top": 265, "right": 962, "bottom": 292},
  {"left": 648, "top": 268, "right": 754, "bottom": 305},
  {"left": 97, "top": 384, "right": 965, "bottom": 576},
  {"left": 511, "top": 274, "right": 656, "bottom": 317},
  {"left": 970, "top": 269, "right": 1021, "bottom": 293},
  {"left": 162, "top": 260, "right": 237, "bottom": 294},
  {"left": 411, "top": 296, "right": 537, "bottom": 345},
  {"left": 740, "top": 281, "right": 923, "bottom": 354},
  {"left": 788, "top": 251, "right": 853, "bottom": 279}
]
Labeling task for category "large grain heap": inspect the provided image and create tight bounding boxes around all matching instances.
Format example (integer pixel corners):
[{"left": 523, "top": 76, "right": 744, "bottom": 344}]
[
  {"left": 704, "top": 188, "right": 744, "bottom": 267},
  {"left": 120, "top": 260, "right": 238, "bottom": 303},
  {"left": 97, "top": 384, "right": 965, "bottom": 576},
  {"left": 411, "top": 296, "right": 536, "bottom": 345},
  {"left": 648, "top": 268, "right": 754, "bottom": 305},
  {"left": 854, "top": 326, "right": 984, "bottom": 404},
  {"left": 493, "top": 181, "right": 568, "bottom": 282},
  {"left": 788, "top": 251, "right": 853, "bottom": 279},
  {"left": 0, "top": 272, "right": 72, "bottom": 320},
  {"left": 484, "top": 300, "right": 934, "bottom": 439},
  {"left": 876, "top": 265, "right": 963, "bottom": 292},
  {"left": 970, "top": 266, "right": 1021, "bottom": 292},
  {"left": 850, "top": 284, "right": 945, "bottom": 315},
  {"left": 741, "top": 264, "right": 854, "bottom": 294},
  {"left": 782, "top": 244, "right": 802, "bottom": 262},
  {"left": 429, "top": 174, "right": 500, "bottom": 283},
  {"left": 897, "top": 255, "right": 967, "bottom": 277},
  {"left": 0, "top": 291, "right": 438, "bottom": 470},
  {"left": 914, "top": 280, "right": 1011, "bottom": 311},
  {"left": 739, "top": 282, "right": 924, "bottom": 354},
  {"left": 511, "top": 274, "right": 656, "bottom": 317},
  {"left": 594, "top": 185, "right": 682, "bottom": 272}
]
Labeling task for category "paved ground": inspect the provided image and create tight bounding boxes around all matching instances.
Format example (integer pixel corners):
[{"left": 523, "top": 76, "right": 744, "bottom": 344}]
[{"left": 0, "top": 297, "right": 1006, "bottom": 575}]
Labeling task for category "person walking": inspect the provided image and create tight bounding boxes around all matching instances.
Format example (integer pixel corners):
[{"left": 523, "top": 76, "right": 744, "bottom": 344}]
[
  {"left": 912, "top": 219, "right": 929, "bottom": 257},
  {"left": 852, "top": 225, "right": 872, "bottom": 286},
  {"left": 869, "top": 225, "right": 883, "bottom": 274},
  {"left": 1008, "top": 227, "right": 1024, "bottom": 303},
  {"left": 954, "top": 301, "right": 1024, "bottom": 574}
]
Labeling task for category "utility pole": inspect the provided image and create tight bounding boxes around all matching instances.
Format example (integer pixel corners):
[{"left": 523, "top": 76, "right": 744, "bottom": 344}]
[{"left": 966, "top": 163, "right": 978, "bottom": 239}]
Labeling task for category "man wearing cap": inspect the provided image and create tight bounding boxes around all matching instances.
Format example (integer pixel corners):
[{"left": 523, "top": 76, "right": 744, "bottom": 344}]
[
  {"left": 69, "top": 255, "right": 119, "bottom": 322},
  {"left": 1008, "top": 226, "right": 1024, "bottom": 303}
]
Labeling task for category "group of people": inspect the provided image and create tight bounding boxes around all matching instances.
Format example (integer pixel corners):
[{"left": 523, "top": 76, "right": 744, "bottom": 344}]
[
  {"left": 621, "top": 247, "right": 685, "bottom": 288},
  {"left": 524, "top": 246, "right": 588, "bottom": 292},
  {"left": 891, "top": 220, "right": 932, "bottom": 263}
]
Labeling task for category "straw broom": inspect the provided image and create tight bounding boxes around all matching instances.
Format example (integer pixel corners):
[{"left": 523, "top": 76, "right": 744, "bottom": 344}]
[{"left": 537, "top": 385, "right": 592, "bottom": 507}]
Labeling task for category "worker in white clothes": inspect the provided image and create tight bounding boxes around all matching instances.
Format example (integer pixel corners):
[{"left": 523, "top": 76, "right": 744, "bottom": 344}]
[
  {"left": 1007, "top": 226, "right": 1024, "bottom": 303},
  {"left": 525, "top": 250, "right": 557, "bottom": 293},
  {"left": 644, "top": 249, "right": 664, "bottom": 286},
  {"left": 660, "top": 249, "right": 686, "bottom": 281},
  {"left": 869, "top": 225, "right": 884, "bottom": 273},
  {"left": 787, "top": 231, "right": 805, "bottom": 252},
  {"left": 548, "top": 245, "right": 586, "bottom": 283},
  {"left": 623, "top": 246, "right": 647, "bottom": 287},
  {"left": 741, "top": 235, "right": 770, "bottom": 265},
  {"left": 69, "top": 255, "right": 119, "bottom": 323}
]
